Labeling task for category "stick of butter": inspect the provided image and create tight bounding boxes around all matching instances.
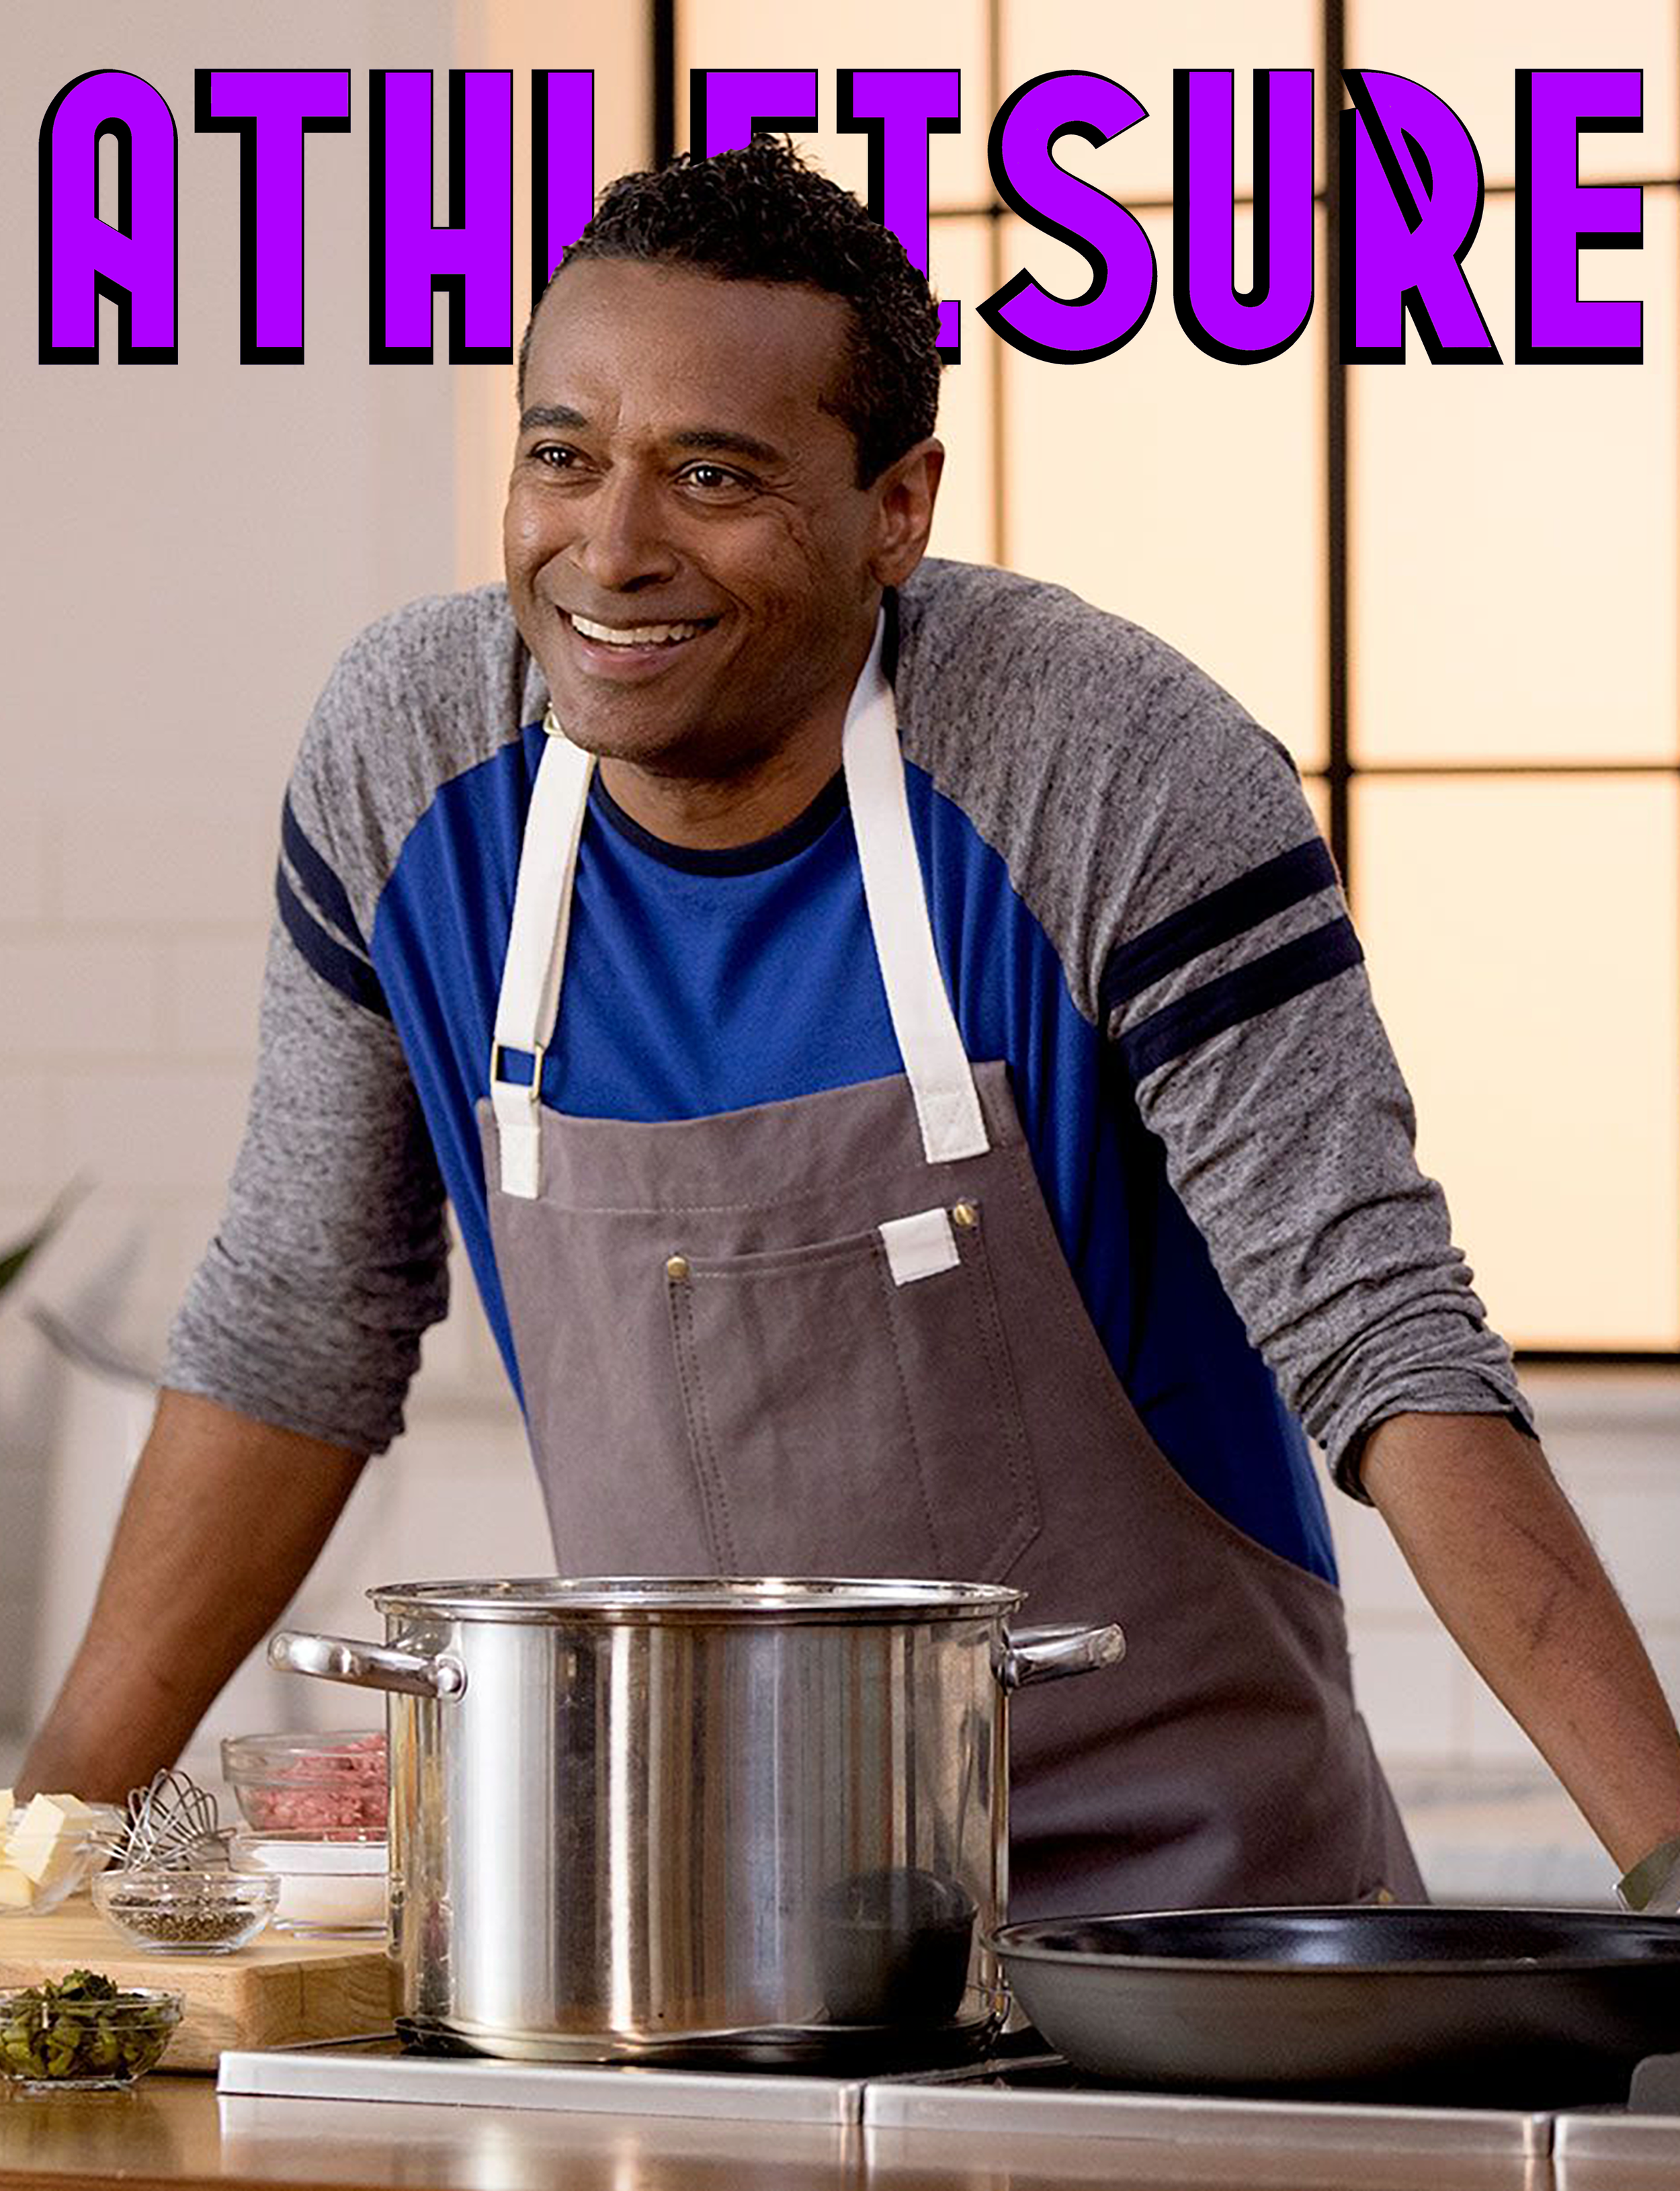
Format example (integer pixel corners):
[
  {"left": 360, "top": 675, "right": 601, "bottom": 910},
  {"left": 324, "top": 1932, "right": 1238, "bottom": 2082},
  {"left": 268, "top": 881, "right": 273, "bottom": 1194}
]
[
  {"left": 5, "top": 1793, "right": 96, "bottom": 1887},
  {"left": 0, "top": 1789, "right": 13, "bottom": 1837}
]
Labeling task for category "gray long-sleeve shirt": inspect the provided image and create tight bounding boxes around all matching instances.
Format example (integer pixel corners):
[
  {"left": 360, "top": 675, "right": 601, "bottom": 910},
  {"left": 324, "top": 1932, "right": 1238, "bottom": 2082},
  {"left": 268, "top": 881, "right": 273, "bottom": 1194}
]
[{"left": 163, "top": 559, "right": 1530, "bottom": 1553}]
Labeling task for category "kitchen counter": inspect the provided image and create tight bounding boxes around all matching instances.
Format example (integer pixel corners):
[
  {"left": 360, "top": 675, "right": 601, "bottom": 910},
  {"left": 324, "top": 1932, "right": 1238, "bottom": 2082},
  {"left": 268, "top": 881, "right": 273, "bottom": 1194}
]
[{"left": 0, "top": 2073, "right": 1656, "bottom": 2191}]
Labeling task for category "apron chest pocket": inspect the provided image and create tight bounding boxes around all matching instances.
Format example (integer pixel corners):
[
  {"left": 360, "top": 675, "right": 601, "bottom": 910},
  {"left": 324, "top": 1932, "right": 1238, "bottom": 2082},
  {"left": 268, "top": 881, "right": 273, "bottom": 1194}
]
[{"left": 664, "top": 1202, "right": 1042, "bottom": 1581}]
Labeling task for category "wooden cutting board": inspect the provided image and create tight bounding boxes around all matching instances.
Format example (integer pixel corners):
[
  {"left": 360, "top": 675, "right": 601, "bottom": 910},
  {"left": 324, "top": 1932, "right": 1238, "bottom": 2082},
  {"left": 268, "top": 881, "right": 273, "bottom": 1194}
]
[{"left": 0, "top": 1897, "right": 392, "bottom": 2073}]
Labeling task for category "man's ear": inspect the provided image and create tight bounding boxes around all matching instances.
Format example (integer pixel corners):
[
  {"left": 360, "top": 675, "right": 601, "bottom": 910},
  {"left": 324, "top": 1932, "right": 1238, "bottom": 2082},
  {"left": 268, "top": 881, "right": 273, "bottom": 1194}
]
[{"left": 870, "top": 438, "right": 945, "bottom": 588}]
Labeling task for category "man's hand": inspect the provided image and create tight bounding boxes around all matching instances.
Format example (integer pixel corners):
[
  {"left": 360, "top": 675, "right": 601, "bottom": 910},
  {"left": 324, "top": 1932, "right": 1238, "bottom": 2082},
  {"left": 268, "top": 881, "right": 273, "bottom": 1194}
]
[
  {"left": 17, "top": 1389, "right": 367, "bottom": 1803},
  {"left": 1359, "top": 1410, "right": 1680, "bottom": 1875}
]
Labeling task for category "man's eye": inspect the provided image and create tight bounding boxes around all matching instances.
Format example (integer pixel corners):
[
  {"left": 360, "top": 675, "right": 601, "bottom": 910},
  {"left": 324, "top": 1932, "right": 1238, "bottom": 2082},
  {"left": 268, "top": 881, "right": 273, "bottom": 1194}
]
[
  {"left": 532, "top": 444, "right": 579, "bottom": 470},
  {"left": 680, "top": 462, "right": 748, "bottom": 495}
]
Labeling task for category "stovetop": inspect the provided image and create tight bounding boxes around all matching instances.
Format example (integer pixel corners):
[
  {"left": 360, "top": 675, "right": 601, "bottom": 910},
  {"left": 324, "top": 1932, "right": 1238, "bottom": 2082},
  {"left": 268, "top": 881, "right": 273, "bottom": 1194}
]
[{"left": 214, "top": 2034, "right": 1680, "bottom": 2164}]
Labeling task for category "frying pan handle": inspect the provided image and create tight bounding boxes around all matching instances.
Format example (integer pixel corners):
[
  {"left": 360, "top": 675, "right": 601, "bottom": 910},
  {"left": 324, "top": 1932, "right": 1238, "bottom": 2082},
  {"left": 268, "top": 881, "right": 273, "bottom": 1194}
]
[
  {"left": 999, "top": 1620, "right": 1126, "bottom": 1691},
  {"left": 268, "top": 1628, "right": 467, "bottom": 1700}
]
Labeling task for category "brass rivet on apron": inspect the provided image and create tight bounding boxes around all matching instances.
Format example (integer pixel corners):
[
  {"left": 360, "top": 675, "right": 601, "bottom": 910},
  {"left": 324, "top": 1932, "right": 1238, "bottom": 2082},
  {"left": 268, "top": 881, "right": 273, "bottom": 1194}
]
[
  {"left": 665, "top": 1254, "right": 691, "bottom": 1283},
  {"left": 952, "top": 1201, "right": 980, "bottom": 1229}
]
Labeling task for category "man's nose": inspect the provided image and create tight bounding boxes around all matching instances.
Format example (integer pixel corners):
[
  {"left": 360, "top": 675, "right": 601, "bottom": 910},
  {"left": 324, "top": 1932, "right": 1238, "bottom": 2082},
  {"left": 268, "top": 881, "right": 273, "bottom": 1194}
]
[{"left": 573, "top": 468, "right": 678, "bottom": 591}]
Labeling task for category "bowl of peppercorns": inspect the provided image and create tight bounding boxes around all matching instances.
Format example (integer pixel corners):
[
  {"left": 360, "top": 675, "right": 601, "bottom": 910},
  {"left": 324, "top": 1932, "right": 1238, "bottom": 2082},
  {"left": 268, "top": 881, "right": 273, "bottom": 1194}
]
[
  {"left": 91, "top": 1866, "right": 278, "bottom": 1954},
  {"left": 1, "top": 1971, "right": 183, "bottom": 2089}
]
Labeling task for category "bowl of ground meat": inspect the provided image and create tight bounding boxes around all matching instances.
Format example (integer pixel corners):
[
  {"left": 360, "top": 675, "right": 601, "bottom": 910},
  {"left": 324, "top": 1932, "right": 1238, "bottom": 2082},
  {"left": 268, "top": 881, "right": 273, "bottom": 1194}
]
[{"left": 220, "top": 1731, "right": 388, "bottom": 1831}]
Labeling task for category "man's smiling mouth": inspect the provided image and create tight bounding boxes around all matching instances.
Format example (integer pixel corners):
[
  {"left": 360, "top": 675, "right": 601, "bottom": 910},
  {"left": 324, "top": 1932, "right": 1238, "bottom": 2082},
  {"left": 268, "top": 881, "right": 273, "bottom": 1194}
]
[{"left": 566, "top": 612, "right": 715, "bottom": 647}]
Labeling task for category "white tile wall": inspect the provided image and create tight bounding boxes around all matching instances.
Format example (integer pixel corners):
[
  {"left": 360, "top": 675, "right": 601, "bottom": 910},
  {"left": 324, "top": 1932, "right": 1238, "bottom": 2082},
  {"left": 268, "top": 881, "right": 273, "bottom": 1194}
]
[
  {"left": 1347, "top": 1620, "right": 1468, "bottom": 1760},
  {"left": 53, "top": 799, "right": 277, "bottom": 932},
  {"left": 0, "top": 940, "right": 162, "bottom": 1056},
  {"left": 48, "top": 1067, "right": 255, "bottom": 1194},
  {"left": 0, "top": 803, "right": 51, "bottom": 924},
  {"left": 1574, "top": 1486, "right": 1679, "bottom": 1625},
  {"left": 160, "top": 932, "right": 272, "bottom": 1059},
  {"left": 0, "top": 1081, "right": 53, "bottom": 1190},
  {"left": 2, "top": 0, "right": 474, "bottom": 1736}
]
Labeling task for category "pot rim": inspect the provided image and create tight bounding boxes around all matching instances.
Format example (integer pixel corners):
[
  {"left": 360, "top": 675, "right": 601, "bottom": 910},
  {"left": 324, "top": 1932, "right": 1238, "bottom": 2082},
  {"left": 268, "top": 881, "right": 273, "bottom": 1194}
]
[{"left": 366, "top": 1575, "right": 1023, "bottom": 1624}]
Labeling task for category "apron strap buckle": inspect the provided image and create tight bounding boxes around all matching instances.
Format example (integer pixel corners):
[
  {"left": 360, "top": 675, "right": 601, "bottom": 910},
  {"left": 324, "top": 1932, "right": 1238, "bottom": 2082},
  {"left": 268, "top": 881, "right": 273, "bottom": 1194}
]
[{"left": 490, "top": 1038, "right": 546, "bottom": 1199}]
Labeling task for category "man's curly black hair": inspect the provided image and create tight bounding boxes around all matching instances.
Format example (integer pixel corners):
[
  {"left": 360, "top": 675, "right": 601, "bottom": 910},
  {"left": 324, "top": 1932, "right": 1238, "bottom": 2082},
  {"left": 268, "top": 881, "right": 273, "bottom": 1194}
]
[{"left": 518, "top": 138, "right": 943, "bottom": 487}]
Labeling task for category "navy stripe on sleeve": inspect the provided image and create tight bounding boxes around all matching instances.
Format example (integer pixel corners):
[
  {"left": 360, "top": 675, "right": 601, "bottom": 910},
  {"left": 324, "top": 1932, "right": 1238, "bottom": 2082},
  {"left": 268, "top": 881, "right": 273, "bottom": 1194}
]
[
  {"left": 282, "top": 795, "right": 368, "bottom": 952},
  {"left": 276, "top": 864, "right": 391, "bottom": 1019},
  {"left": 1101, "top": 838, "right": 1339, "bottom": 1020},
  {"left": 1117, "top": 916, "right": 1363, "bottom": 1085}
]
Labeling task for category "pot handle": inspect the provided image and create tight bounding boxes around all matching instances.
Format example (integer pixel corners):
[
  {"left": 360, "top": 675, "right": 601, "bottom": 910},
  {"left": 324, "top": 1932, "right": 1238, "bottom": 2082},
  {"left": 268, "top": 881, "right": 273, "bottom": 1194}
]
[
  {"left": 267, "top": 1628, "right": 468, "bottom": 1700},
  {"left": 999, "top": 1620, "right": 1126, "bottom": 1692}
]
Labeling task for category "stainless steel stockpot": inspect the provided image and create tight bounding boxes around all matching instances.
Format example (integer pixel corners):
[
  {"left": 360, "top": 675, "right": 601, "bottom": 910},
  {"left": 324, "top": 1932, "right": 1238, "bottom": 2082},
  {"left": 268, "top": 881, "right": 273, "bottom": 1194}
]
[{"left": 269, "top": 1577, "right": 1124, "bottom": 2065}]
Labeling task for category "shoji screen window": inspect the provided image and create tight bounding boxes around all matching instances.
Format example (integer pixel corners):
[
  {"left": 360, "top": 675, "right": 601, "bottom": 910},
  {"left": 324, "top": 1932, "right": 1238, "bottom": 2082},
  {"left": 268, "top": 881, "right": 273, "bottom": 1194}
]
[{"left": 658, "top": 0, "right": 1680, "bottom": 1352}]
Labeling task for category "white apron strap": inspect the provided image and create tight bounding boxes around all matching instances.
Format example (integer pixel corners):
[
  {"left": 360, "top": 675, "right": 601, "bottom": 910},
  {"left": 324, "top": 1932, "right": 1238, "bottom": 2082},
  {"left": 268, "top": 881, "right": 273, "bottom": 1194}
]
[
  {"left": 843, "top": 615, "right": 990, "bottom": 1165},
  {"left": 489, "top": 710, "right": 593, "bottom": 1197},
  {"left": 490, "top": 614, "right": 987, "bottom": 1197}
]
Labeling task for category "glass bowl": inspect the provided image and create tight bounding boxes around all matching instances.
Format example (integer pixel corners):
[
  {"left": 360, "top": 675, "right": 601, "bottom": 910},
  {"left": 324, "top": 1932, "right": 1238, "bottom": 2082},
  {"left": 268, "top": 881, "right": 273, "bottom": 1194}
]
[
  {"left": 93, "top": 1866, "right": 278, "bottom": 1954},
  {"left": 0, "top": 1813, "right": 122, "bottom": 1920},
  {"left": 220, "top": 1731, "right": 387, "bottom": 1831},
  {"left": 0, "top": 1982, "right": 183, "bottom": 2090},
  {"left": 228, "top": 1827, "right": 388, "bottom": 1938}
]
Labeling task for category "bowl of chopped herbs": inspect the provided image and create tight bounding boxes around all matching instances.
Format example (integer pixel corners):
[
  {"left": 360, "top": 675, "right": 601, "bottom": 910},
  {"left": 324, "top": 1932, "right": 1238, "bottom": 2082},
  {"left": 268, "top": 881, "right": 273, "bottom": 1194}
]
[{"left": 1, "top": 1971, "right": 183, "bottom": 2089}]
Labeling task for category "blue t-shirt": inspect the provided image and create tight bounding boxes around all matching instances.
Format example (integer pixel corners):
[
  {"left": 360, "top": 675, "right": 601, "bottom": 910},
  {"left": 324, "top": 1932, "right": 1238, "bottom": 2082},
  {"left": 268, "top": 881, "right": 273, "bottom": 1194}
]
[
  {"left": 356, "top": 725, "right": 1338, "bottom": 1583},
  {"left": 177, "top": 570, "right": 1521, "bottom": 1581}
]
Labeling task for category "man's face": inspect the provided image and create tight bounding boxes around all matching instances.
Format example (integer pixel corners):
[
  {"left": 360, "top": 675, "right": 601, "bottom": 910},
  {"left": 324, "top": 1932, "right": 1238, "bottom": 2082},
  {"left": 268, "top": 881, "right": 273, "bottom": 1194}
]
[{"left": 505, "top": 259, "right": 919, "bottom": 779}]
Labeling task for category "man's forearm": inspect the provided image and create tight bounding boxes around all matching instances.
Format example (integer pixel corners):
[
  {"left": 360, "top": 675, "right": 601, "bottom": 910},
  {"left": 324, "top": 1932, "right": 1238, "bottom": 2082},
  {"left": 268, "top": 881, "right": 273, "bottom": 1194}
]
[
  {"left": 1359, "top": 1410, "right": 1680, "bottom": 1875},
  {"left": 18, "top": 1389, "right": 368, "bottom": 1803}
]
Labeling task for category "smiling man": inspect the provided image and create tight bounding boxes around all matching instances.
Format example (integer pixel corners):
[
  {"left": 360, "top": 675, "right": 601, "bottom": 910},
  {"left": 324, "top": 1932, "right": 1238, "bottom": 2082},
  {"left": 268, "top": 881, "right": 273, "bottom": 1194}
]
[
  {"left": 22, "top": 142, "right": 1680, "bottom": 1924},
  {"left": 505, "top": 257, "right": 907, "bottom": 843}
]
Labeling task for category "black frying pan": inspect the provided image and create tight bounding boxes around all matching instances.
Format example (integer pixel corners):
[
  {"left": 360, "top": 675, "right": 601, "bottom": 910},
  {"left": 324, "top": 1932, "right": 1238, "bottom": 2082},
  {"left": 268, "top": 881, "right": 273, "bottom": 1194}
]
[{"left": 989, "top": 1907, "right": 1680, "bottom": 2104}]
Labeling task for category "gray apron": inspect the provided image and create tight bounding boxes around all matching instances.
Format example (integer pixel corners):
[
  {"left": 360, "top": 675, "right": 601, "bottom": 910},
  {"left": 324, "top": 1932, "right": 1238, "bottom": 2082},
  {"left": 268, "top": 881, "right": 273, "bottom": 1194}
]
[{"left": 478, "top": 615, "right": 1423, "bottom": 1915}]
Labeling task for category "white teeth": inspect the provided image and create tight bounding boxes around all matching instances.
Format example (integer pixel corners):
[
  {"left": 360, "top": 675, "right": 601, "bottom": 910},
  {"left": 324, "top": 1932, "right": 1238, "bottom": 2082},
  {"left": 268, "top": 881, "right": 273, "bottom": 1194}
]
[{"left": 570, "top": 614, "right": 707, "bottom": 647}]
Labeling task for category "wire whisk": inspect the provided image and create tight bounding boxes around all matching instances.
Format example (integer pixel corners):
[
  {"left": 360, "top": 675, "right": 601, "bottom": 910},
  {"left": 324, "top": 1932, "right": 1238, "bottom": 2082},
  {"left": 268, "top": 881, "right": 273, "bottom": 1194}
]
[{"left": 110, "top": 1767, "right": 230, "bottom": 1872}]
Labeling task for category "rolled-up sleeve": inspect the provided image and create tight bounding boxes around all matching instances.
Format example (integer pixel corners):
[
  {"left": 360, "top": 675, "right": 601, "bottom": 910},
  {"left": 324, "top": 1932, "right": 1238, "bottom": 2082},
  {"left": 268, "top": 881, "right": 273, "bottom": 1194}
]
[{"left": 1101, "top": 726, "right": 1534, "bottom": 1499}]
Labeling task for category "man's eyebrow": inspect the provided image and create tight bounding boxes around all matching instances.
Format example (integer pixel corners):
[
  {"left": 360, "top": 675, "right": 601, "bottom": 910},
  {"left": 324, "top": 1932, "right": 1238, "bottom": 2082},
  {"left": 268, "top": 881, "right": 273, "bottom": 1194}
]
[
  {"left": 667, "top": 426, "right": 787, "bottom": 466},
  {"left": 518, "top": 403, "right": 587, "bottom": 434}
]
